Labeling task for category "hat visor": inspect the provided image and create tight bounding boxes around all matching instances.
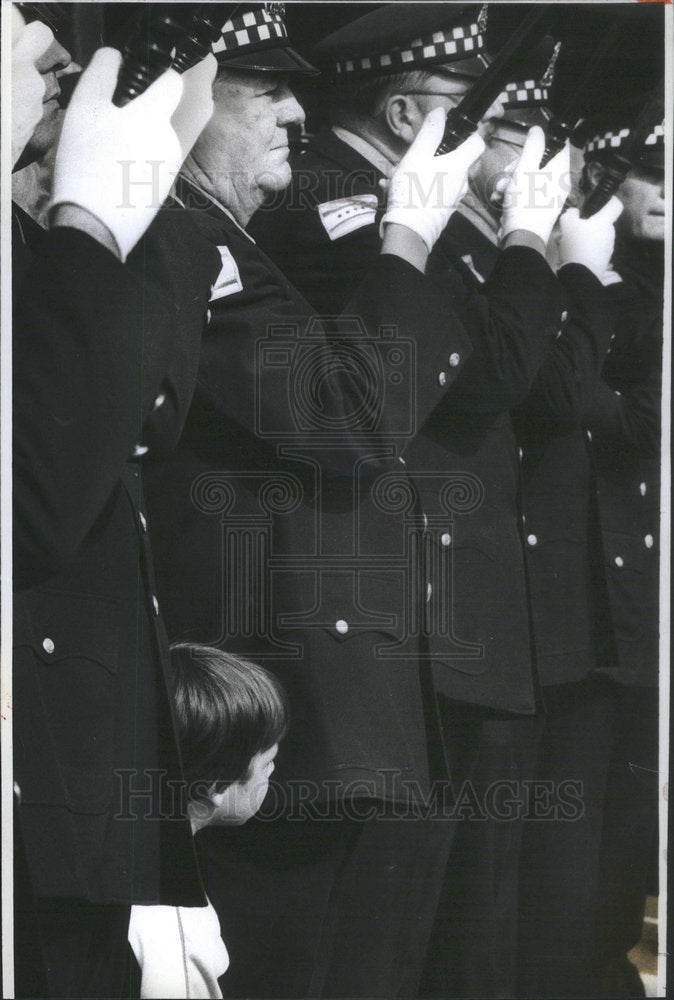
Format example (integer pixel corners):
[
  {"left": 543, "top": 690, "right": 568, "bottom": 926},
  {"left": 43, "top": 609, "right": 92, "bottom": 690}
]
[
  {"left": 502, "top": 107, "right": 552, "bottom": 129},
  {"left": 218, "top": 45, "right": 319, "bottom": 75},
  {"left": 431, "top": 53, "right": 489, "bottom": 79}
]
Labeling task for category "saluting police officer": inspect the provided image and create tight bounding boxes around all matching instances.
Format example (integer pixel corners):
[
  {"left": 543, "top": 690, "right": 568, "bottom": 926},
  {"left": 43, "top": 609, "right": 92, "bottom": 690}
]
[
  {"left": 248, "top": 8, "right": 622, "bottom": 997},
  {"left": 585, "top": 104, "right": 663, "bottom": 1000},
  {"left": 432, "top": 37, "right": 637, "bottom": 999},
  {"left": 516, "top": 103, "right": 664, "bottom": 999},
  {"left": 12, "top": 9, "right": 218, "bottom": 996},
  {"left": 141, "top": 5, "right": 523, "bottom": 998}
]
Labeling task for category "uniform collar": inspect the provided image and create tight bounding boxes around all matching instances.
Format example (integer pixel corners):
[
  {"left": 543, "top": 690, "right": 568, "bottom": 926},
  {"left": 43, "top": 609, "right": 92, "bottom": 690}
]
[
  {"left": 331, "top": 126, "right": 397, "bottom": 178},
  {"left": 173, "top": 176, "right": 257, "bottom": 245}
]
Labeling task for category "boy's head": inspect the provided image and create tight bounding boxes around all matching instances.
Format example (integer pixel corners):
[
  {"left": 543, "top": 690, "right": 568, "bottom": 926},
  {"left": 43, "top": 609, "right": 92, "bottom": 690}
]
[{"left": 171, "top": 643, "right": 288, "bottom": 828}]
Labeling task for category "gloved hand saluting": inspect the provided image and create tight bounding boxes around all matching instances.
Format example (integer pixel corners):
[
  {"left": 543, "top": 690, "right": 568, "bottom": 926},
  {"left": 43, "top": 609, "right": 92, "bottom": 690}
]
[
  {"left": 51, "top": 48, "right": 216, "bottom": 261},
  {"left": 11, "top": 7, "right": 55, "bottom": 166},
  {"left": 381, "top": 107, "right": 485, "bottom": 252},
  {"left": 554, "top": 197, "right": 623, "bottom": 282},
  {"left": 499, "top": 126, "right": 570, "bottom": 248}
]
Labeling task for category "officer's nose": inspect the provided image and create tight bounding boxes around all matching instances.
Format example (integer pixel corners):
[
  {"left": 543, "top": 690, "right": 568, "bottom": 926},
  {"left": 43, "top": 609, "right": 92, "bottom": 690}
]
[
  {"left": 478, "top": 94, "right": 505, "bottom": 139},
  {"left": 483, "top": 94, "right": 505, "bottom": 124},
  {"left": 277, "top": 87, "right": 306, "bottom": 129},
  {"left": 35, "top": 36, "right": 71, "bottom": 75}
]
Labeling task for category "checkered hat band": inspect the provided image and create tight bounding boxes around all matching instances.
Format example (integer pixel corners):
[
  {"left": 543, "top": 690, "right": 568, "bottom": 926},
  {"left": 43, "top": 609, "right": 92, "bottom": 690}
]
[
  {"left": 212, "top": 8, "right": 287, "bottom": 55},
  {"left": 335, "top": 20, "right": 485, "bottom": 76},
  {"left": 501, "top": 79, "right": 549, "bottom": 109},
  {"left": 585, "top": 123, "right": 665, "bottom": 156}
]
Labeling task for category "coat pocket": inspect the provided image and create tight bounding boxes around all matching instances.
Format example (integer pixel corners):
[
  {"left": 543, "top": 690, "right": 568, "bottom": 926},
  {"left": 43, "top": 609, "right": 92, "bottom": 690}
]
[{"left": 14, "top": 589, "right": 119, "bottom": 813}]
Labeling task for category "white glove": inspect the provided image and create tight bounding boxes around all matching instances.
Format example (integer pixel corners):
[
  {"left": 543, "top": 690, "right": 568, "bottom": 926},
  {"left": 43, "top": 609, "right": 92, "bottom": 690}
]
[
  {"left": 499, "top": 126, "right": 570, "bottom": 247},
  {"left": 381, "top": 108, "right": 486, "bottom": 253},
  {"left": 11, "top": 9, "right": 54, "bottom": 166},
  {"left": 171, "top": 54, "right": 217, "bottom": 161},
  {"left": 51, "top": 48, "right": 214, "bottom": 261},
  {"left": 555, "top": 197, "right": 623, "bottom": 281}
]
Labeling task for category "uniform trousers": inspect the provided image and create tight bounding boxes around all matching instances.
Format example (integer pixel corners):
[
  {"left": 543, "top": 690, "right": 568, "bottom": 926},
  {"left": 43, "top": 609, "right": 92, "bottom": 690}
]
[
  {"left": 197, "top": 800, "right": 457, "bottom": 999},
  {"left": 516, "top": 677, "right": 634, "bottom": 998},
  {"left": 420, "top": 697, "right": 543, "bottom": 999},
  {"left": 595, "top": 686, "right": 659, "bottom": 998},
  {"left": 33, "top": 898, "right": 133, "bottom": 999}
]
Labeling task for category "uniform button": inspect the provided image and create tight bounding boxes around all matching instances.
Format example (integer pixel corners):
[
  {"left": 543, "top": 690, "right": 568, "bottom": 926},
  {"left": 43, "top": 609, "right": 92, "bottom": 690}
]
[
  {"left": 13, "top": 781, "right": 22, "bottom": 804},
  {"left": 614, "top": 556, "right": 624, "bottom": 568},
  {"left": 139, "top": 512, "right": 148, "bottom": 532},
  {"left": 153, "top": 393, "right": 166, "bottom": 411},
  {"left": 561, "top": 311, "right": 568, "bottom": 323},
  {"left": 586, "top": 430, "right": 592, "bottom": 442},
  {"left": 438, "top": 371, "right": 447, "bottom": 387},
  {"left": 644, "top": 534, "right": 654, "bottom": 549},
  {"left": 426, "top": 582, "right": 433, "bottom": 603},
  {"left": 614, "top": 390, "right": 621, "bottom": 397},
  {"left": 640, "top": 482, "right": 647, "bottom": 496},
  {"left": 398, "top": 455, "right": 406, "bottom": 465},
  {"left": 152, "top": 595, "right": 160, "bottom": 616},
  {"left": 441, "top": 533, "right": 452, "bottom": 547},
  {"left": 133, "top": 444, "right": 149, "bottom": 458},
  {"left": 449, "top": 353, "right": 460, "bottom": 368},
  {"left": 335, "top": 619, "right": 348, "bottom": 635},
  {"left": 423, "top": 513, "right": 429, "bottom": 531},
  {"left": 527, "top": 534, "right": 538, "bottom": 547},
  {"left": 518, "top": 447, "right": 524, "bottom": 461},
  {"left": 42, "top": 637, "right": 55, "bottom": 654},
  {"left": 205, "top": 309, "right": 212, "bottom": 324}
]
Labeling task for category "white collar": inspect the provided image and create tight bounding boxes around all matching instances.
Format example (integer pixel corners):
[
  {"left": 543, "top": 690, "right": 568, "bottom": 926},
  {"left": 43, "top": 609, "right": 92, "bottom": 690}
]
[
  {"left": 174, "top": 174, "right": 257, "bottom": 245},
  {"left": 332, "top": 126, "right": 396, "bottom": 178}
]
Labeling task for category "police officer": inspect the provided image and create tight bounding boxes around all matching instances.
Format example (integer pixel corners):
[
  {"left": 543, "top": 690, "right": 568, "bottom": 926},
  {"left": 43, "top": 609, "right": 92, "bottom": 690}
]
[
  {"left": 517, "top": 105, "right": 664, "bottom": 999},
  {"left": 438, "top": 38, "right": 661, "bottom": 997},
  {"left": 437, "top": 42, "right": 637, "bottom": 999},
  {"left": 12, "top": 13, "right": 218, "bottom": 995},
  {"left": 585, "top": 106, "right": 663, "bottom": 1000},
  {"left": 248, "top": 9, "right": 615, "bottom": 996},
  {"left": 142, "top": 5, "right": 517, "bottom": 997}
]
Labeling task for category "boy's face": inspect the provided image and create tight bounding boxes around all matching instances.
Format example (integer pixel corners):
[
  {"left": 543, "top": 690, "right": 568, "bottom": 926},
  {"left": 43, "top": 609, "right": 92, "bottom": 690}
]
[{"left": 208, "top": 744, "right": 279, "bottom": 826}]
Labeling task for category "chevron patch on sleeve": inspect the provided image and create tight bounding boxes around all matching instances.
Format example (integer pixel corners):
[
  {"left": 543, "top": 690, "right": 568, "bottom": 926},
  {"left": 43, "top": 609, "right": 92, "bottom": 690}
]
[
  {"left": 317, "top": 194, "right": 379, "bottom": 241},
  {"left": 210, "top": 246, "right": 244, "bottom": 301}
]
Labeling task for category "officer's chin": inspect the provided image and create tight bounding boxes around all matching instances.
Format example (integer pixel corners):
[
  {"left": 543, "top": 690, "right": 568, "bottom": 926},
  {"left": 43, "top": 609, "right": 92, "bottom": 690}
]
[
  {"left": 259, "top": 162, "right": 293, "bottom": 194},
  {"left": 14, "top": 108, "right": 63, "bottom": 172}
]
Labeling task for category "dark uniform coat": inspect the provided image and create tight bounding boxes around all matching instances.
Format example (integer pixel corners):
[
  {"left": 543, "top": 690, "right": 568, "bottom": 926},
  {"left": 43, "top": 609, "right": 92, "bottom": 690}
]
[
  {"left": 440, "top": 213, "right": 617, "bottom": 689},
  {"left": 585, "top": 237, "right": 662, "bottom": 688},
  {"left": 13, "top": 210, "right": 219, "bottom": 904},
  {"left": 145, "top": 177, "right": 489, "bottom": 802},
  {"left": 250, "top": 128, "right": 565, "bottom": 714}
]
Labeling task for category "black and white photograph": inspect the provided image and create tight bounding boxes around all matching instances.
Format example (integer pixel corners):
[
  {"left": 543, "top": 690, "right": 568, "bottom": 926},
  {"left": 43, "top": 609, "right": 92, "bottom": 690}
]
[{"left": 1, "top": 2, "right": 670, "bottom": 997}]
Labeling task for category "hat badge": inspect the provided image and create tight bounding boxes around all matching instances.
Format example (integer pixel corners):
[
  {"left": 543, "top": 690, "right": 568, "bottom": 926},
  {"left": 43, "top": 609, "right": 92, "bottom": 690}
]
[
  {"left": 266, "top": 2, "right": 285, "bottom": 16},
  {"left": 477, "top": 6, "right": 488, "bottom": 34}
]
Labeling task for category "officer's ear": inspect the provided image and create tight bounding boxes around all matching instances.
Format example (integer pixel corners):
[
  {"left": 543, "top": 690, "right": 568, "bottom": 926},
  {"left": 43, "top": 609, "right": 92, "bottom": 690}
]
[
  {"left": 583, "top": 160, "right": 604, "bottom": 193},
  {"left": 383, "top": 93, "right": 421, "bottom": 146}
]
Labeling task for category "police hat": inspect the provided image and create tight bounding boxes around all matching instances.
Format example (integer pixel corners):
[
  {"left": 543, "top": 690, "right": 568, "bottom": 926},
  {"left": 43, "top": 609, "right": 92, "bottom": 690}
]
[
  {"left": 499, "top": 37, "right": 561, "bottom": 129},
  {"left": 211, "top": 3, "right": 317, "bottom": 74},
  {"left": 313, "top": 4, "right": 490, "bottom": 81},
  {"left": 583, "top": 96, "right": 664, "bottom": 172}
]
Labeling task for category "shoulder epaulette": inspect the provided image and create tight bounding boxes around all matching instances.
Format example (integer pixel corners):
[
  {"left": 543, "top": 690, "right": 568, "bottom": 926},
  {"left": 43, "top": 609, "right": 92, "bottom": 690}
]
[{"left": 317, "top": 194, "right": 378, "bottom": 241}]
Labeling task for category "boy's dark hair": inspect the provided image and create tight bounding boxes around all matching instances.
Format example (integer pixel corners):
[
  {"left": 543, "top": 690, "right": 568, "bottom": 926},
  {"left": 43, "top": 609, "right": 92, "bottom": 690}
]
[{"left": 171, "top": 643, "right": 288, "bottom": 799}]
